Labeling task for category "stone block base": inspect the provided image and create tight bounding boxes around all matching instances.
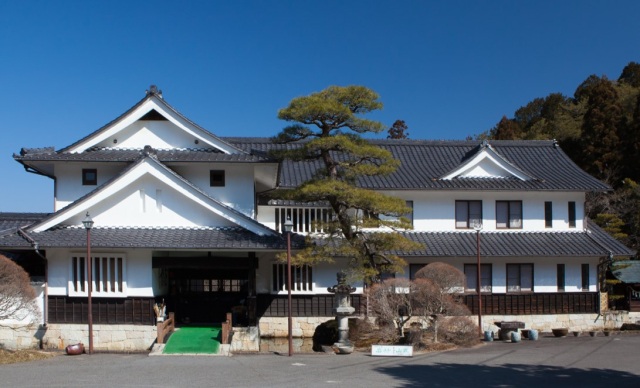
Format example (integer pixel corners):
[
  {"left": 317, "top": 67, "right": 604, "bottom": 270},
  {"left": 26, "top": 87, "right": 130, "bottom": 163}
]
[
  {"left": 258, "top": 316, "right": 335, "bottom": 338},
  {"left": 0, "top": 323, "right": 156, "bottom": 351}
]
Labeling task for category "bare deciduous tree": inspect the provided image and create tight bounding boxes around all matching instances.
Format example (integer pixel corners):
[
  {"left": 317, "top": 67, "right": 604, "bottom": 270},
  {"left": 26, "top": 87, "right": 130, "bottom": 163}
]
[
  {"left": 0, "top": 255, "right": 39, "bottom": 325},
  {"left": 414, "top": 262, "right": 470, "bottom": 342},
  {"left": 365, "top": 278, "right": 416, "bottom": 343}
]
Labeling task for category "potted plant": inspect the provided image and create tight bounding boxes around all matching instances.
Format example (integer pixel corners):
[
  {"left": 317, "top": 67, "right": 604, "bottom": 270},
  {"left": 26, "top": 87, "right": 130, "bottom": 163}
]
[{"left": 552, "top": 328, "right": 569, "bottom": 337}]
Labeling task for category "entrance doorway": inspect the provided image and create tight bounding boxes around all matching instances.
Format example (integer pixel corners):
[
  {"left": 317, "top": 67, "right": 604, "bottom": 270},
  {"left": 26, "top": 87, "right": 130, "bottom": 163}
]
[{"left": 168, "top": 269, "right": 249, "bottom": 324}]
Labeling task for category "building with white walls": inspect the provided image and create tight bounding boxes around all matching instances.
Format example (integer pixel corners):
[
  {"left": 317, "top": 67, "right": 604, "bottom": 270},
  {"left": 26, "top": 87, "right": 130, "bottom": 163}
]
[{"left": 0, "top": 86, "right": 634, "bottom": 351}]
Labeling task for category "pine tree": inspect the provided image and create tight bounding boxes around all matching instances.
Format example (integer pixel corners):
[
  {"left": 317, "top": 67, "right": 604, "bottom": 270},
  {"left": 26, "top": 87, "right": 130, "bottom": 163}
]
[{"left": 272, "top": 85, "right": 421, "bottom": 283}]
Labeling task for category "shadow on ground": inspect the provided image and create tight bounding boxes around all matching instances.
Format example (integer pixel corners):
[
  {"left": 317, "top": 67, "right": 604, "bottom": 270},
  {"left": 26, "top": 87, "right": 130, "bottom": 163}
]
[{"left": 377, "top": 363, "right": 640, "bottom": 387}]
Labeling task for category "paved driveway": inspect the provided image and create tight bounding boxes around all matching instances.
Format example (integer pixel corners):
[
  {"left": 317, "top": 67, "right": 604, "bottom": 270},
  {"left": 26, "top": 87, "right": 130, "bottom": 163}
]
[{"left": 2, "top": 334, "right": 639, "bottom": 387}]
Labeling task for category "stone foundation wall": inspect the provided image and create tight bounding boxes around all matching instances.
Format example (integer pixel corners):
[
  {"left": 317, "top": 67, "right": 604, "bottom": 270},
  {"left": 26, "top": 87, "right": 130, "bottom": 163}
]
[
  {"left": 481, "top": 311, "right": 640, "bottom": 333},
  {"left": 231, "top": 326, "right": 260, "bottom": 352},
  {"left": 258, "top": 317, "right": 334, "bottom": 338},
  {"left": 0, "top": 323, "right": 156, "bottom": 351}
]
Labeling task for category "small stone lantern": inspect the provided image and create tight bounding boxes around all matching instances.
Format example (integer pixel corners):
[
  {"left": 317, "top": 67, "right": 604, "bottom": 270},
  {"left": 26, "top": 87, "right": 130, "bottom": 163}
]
[{"left": 327, "top": 271, "right": 356, "bottom": 354}]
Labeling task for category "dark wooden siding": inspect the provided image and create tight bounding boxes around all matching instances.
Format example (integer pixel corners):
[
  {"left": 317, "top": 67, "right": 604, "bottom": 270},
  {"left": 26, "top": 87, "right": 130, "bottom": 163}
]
[
  {"left": 48, "top": 296, "right": 155, "bottom": 325},
  {"left": 463, "top": 292, "right": 599, "bottom": 315},
  {"left": 257, "top": 294, "right": 362, "bottom": 317}
]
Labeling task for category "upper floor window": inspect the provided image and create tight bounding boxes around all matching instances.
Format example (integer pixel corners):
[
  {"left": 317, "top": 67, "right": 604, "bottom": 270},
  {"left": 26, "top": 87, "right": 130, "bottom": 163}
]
[
  {"left": 455, "top": 200, "right": 482, "bottom": 229},
  {"left": 545, "top": 202, "right": 553, "bottom": 228},
  {"left": 496, "top": 201, "right": 522, "bottom": 229},
  {"left": 568, "top": 201, "right": 576, "bottom": 228},
  {"left": 275, "top": 207, "right": 332, "bottom": 233},
  {"left": 210, "top": 170, "right": 225, "bottom": 187},
  {"left": 82, "top": 169, "right": 97, "bottom": 186},
  {"left": 409, "top": 263, "right": 428, "bottom": 280},
  {"left": 506, "top": 263, "right": 533, "bottom": 293},
  {"left": 404, "top": 200, "right": 414, "bottom": 227},
  {"left": 464, "top": 264, "right": 492, "bottom": 293}
]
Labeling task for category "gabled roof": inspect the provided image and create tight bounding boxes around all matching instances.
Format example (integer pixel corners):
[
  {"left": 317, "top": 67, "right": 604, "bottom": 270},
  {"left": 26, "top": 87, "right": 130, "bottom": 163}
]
[
  {"left": 58, "top": 87, "right": 246, "bottom": 155},
  {"left": 439, "top": 140, "right": 535, "bottom": 181},
  {"left": 27, "top": 149, "right": 277, "bottom": 237},
  {"left": 228, "top": 138, "right": 610, "bottom": 192}
]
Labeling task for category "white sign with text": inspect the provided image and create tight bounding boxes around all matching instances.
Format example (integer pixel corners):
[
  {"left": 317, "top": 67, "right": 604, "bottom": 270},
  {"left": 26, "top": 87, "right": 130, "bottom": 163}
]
[{"left": 371, "top": 345, "right": 413, "bottom": 357}]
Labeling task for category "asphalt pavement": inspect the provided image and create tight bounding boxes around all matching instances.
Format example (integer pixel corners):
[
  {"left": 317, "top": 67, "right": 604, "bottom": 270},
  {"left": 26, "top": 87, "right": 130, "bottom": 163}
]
[{"left": 2, "top": 333, "right": 639, "bottom": 388}]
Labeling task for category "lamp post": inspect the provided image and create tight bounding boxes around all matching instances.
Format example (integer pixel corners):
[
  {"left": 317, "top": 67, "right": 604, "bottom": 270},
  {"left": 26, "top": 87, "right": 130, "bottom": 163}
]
[
  {"left": 283, "top": 215, "right": 294, "bottom": 357},
  {"left": 82, "top": 212, "right": 94, "bottom": 354},
  {"left": 473, "top": 222, "right": 483, "bottom": 336}
]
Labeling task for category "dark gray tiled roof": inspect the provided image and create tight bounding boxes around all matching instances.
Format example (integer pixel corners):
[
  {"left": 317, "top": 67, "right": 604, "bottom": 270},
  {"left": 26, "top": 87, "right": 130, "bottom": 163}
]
[
  {"left": 0, "top": 226, "right": 304, "bottom": 250},
  {"left": 611, "top": 260, "right": 640, "bottom": 284},
  {"left": 16, "top": 148, "right": 270, "bottom": 163},
  {"left": 0, "top": 213, "right": 50, "bottom": 234},
  {"left": 57, "top": 93, "right": 247, "bottom": 155},
  {"left": 0, "top": 213, "right": 631, "bottom": 257},
  {"left": 398, "top": 228, "right": 633, "bottom": 257},
  {"left": 227, "top": 138, "right": 610, "bottom": 191}
]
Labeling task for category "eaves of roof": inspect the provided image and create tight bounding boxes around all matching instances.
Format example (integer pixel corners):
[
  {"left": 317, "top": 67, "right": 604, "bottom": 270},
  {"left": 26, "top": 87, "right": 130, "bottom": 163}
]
[
  {"left": 15, "top": 148, "right": 273, "bottom": 163},
  {"left": 0, "top": 226, "right": 303, "bottom": 250}
]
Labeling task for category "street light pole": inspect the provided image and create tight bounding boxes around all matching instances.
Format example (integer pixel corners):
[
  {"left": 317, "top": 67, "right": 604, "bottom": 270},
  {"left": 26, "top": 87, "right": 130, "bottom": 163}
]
[
  {"left": 82, "top": 212, "right": 94, "bottom": 354},
  {"left": 283, "top": 215, "right": 294, "bottom": 357},
  {"left": 474, "top": 223, "right": 483, "bottom": 336}
]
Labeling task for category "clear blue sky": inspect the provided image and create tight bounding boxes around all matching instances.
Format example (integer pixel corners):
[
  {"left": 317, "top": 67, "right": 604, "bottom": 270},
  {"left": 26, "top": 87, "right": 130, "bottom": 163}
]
[{"left": 1, "top": 1, "right": 639, "bottom": 212}]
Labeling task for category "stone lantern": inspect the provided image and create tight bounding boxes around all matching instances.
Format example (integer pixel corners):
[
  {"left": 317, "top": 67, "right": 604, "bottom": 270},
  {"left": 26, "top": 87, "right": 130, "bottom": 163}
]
[{"left": 327, "top": 271, "right": 356, "bottom": 354}]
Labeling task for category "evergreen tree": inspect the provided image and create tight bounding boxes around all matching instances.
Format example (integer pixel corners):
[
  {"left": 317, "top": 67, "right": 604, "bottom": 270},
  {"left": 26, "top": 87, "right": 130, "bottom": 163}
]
[
  {"left": 387, "top": 120, "right": 409, "bottom": 139},
  {"left": 272, "top": 85, "right": 421, "bottom": 284},
  {"left": 579, "top": 76, "right": 624, "bottom": 181}
]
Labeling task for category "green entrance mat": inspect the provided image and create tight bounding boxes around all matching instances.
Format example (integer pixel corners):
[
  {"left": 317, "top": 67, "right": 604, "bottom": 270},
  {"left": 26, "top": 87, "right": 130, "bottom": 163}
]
[{"left": 163, "top": 326, "right": 221, "bottom": 354}]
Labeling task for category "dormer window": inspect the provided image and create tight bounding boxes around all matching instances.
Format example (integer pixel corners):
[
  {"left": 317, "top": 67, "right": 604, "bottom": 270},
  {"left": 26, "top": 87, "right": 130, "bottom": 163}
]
[
  {"left": 82, "top": 169, "right": 97, "bottom": 186},
  {"left": 210, "top": 170, "right": 225, "bottom": 187}
]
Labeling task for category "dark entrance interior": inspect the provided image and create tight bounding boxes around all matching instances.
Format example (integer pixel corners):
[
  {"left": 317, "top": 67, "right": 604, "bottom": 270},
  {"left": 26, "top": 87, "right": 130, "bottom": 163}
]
[{"left": 154, "top": 256, "right": 256, "bottom": 325}]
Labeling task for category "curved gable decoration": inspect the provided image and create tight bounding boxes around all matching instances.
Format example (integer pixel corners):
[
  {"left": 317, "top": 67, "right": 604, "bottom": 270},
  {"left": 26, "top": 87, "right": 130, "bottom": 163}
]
[
  {"left": 29, "top": 155, "right": 276, "bottom": 236},
  {"left": 440, "top": 142, "right": 535, "bottom": 181},
  {"left": 64, "top": 91, "right": 245, "bottom": 155}
]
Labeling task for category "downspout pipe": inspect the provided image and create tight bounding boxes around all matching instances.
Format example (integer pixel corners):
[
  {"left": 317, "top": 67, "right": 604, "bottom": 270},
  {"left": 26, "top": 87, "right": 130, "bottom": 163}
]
[{"left": 17, "top": 228, "right": 48, "bottom": 326}]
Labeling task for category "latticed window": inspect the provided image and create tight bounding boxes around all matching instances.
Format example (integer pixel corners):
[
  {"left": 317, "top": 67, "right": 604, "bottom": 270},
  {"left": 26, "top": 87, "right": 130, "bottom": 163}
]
[
  {"left": 272, "top": 263, "right": 313, "bottom": 293},
  {"left": 70, "top": 255, "right": 126, "bottom": 296},
  {"left": 274, "top": 207, "right": 332, "bottom": 233}
]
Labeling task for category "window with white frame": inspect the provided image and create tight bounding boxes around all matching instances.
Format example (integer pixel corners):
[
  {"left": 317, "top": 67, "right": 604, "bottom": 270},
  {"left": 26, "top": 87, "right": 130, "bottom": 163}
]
[
  {"left": 274, "top": 207, "right": 333, "bottom": 233},
  {"left": 272, "top": 263, "right": 313, "bottom": 293},
  {"left": 496, "top": 201, "right": 522, "bottom": 229},
  {"left": 506, "top": 263, "right": 533, "bottom": 293},
  {"left": 70, "top": 255, "right": 126, "bottom": 296},
  {"left": 455, "top": 200, "right": 482, "bottom": 229}
]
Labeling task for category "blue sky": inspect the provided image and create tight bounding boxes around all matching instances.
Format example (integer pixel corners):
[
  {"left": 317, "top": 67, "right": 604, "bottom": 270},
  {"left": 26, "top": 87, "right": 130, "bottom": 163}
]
[{"left": 1, "top": 1, "right": 639, "bottom": 212}]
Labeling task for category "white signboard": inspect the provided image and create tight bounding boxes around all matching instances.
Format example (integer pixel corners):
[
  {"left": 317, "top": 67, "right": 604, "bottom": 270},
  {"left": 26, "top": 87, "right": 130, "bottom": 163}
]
[{"left": 371, "top": 345, "right": 413, "bottom": 357}]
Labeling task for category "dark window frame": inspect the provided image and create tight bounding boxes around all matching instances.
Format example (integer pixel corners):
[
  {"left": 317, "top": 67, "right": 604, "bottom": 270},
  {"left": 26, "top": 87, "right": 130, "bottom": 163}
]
[
  {"left": 409, "top": 263, "right": 428, "bottom": 280},
  {"left": 464, "top": 263, "right": 492, "bottom": 293},
  {"left": 557, "top": 264, "right": 565, "bottom": 291},
  {"left": 544, "top": 201, "right": 553, "bottom": 228},
  {"left": 82, "top": 169, "right": 97, "bottom": 186},
  {"left": 455, "top": 200, "right": 482, "bottom": 229},
  {"left": 568, "top": 201, "right": 576, "bottom": 228},
  {"left": 581, "top": 263, "right": 589, "bottom": 291},
  {"left": 209, "top": 170, "right": 226, "bottom": 187},
  {"left": 496, "top": 200, "right": 523, "bottom": 229},
  {"left": 506, "top": 263, "right": 534, "bottom": 293}
]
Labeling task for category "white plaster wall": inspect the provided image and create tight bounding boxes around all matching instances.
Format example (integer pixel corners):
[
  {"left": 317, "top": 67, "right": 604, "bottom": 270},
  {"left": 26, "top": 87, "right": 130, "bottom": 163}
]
[
  {"left": 255, "top": 254, "right": 364, "bottom": 295},
  {"left": 377, "top": 190, "right": 585, "bottom": 232},
  {"left": 54, "top": 163, "right": 126, "bottom": 210},
  {"left": 44, "top": 248, "right": 154, "bottom": 297},
  {"left": 257, "top": 191, "right": 586, "bottom": 233},
  {"left": 399, "top": 256, "right": 599, "bottom": 293},
  {"left": 104, "top": 121, "right": 200, "bottom": 150},
  {"left": 172, "top": 163, "right": 256, "bottom": 217}
]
